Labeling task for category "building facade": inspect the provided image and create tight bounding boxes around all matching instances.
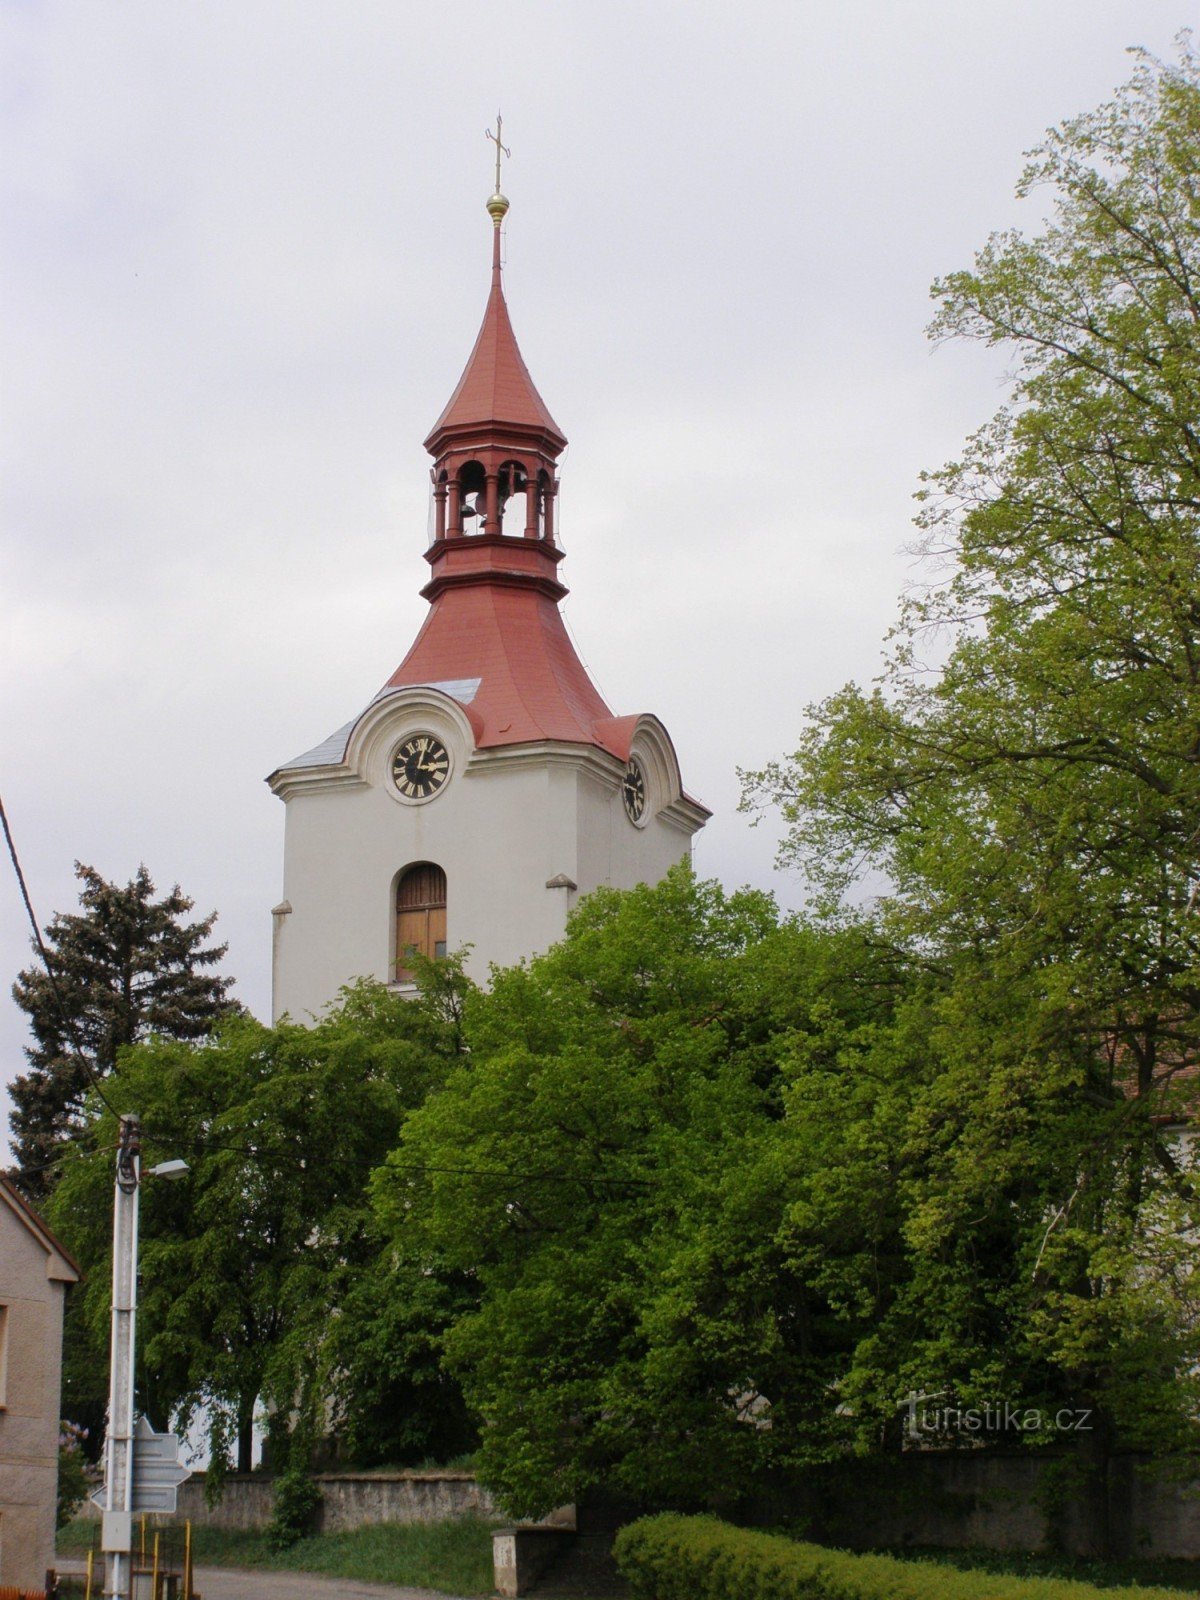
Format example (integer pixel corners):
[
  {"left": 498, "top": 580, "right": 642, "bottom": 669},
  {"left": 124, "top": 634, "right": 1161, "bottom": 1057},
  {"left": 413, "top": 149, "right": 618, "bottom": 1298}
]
[
  {"left": 269, "top": 181, "right": 708, "bottom": 1021},
  {"left": 0, "top": 1175, "right": 80, "bottom": 1590}
]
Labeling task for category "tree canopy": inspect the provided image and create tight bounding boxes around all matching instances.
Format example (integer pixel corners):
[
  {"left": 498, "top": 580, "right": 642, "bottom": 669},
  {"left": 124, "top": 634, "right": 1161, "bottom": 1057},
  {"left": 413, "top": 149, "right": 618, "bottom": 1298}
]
[
  {"left": 744, "top": 40, "right": 1200, "bottom": 1480},
  {"left": 748, "top": 40, "right": 1200, "bottom": 1049},
  {"left": 375, "top": 866, "right": 918, "bottom": 1515},
  {"left": 47, "top": 968, "right": 476, "bottom": 1475}
]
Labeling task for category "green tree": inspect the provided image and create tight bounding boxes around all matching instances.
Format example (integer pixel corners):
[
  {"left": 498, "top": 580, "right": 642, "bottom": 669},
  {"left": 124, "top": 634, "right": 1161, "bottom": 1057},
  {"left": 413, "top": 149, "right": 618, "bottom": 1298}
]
[
  {"left": 377, "top": 866, "right": 913, "bottom": 1516},
  {"left": 324, "top": 1248, "right": 478, "bottom": 1470},
  {"left": 10, "top": 863, "right": 239, "bottom": 1198},
  {"left": 48, "top": 969, "right": 474, "bottom": 1474},
  {"left": 744, "top": 40, "right": 1200, "bottom": 1501}
]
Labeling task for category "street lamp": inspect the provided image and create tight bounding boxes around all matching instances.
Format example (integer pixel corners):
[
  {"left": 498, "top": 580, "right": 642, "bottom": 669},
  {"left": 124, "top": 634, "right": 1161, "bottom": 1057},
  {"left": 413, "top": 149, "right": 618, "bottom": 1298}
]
[
  {"left": 101, "top": 1115, "right": 188, "bottom": 1600},
  {"left": 147, "top": 1160, "right": 189, "bottom": 1181}
]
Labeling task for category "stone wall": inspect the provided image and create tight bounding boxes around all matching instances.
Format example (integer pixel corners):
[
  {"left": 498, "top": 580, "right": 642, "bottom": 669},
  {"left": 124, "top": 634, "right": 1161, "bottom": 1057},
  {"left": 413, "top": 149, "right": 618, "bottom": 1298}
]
[
  {"left": 76, "top": 1454, "right": 1200, "bottom": 1560},
  {"left": 794, "top": 1452, "right": 1200, "bottom": 1561},
  {"left": 79, "top": 1471, "right": 498, "bottom": 1534},
  {"left": 312, "top": 1472, "right": 498, "bottom": 1535}
]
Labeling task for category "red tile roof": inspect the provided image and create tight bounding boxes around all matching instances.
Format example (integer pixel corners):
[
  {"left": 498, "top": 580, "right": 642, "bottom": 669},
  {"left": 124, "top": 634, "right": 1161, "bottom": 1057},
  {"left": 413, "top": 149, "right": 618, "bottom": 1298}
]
[{"left": 387, "top": 579, "right": 620, "bottom": 754}]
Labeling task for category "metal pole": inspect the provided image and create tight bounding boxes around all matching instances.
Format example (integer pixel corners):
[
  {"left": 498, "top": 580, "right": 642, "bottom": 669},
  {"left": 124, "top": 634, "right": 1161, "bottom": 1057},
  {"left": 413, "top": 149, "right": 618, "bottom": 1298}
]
[{"left": 102, "top": 1114, "right": 140, "bottom": 1600}]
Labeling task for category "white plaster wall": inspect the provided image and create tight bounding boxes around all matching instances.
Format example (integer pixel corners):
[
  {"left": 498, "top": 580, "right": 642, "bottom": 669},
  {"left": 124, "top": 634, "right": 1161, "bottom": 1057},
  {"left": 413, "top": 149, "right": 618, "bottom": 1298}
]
[
  {"left": 574, "top": 766, "right": 693, "bottom": 900},
  {"left": 273, "top": 739, "right": 697, "bottom": 1022}
]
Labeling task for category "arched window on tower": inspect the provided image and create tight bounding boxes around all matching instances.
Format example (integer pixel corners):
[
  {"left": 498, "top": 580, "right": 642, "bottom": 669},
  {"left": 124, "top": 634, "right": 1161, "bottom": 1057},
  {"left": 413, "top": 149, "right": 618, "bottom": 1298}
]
[
  {"left": 498, "top": 459, "right": 527, "bottom": 535},
  {"left": 395, "top": 862, "right": 447, "bottom": 981},
  {"left": 458, "top": 461, "right": 486, "bottom": 533}
]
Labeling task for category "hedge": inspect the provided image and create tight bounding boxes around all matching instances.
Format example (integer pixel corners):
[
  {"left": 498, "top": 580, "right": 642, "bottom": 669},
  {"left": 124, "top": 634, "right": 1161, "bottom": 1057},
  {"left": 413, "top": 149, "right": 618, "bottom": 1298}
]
[{"left": 612, "top": 1514, "right": 1190, "bottom": 1600}]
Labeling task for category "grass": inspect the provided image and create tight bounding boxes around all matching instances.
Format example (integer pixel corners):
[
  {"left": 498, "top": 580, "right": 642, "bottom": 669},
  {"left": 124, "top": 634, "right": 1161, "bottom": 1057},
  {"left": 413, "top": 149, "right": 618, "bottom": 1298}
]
[
  {"left": 58, "top": 1514, "right": 501, "bottom": 1595},
  {"left": 888, "top": 1545, "right": 1200, "bottom": 1593}
]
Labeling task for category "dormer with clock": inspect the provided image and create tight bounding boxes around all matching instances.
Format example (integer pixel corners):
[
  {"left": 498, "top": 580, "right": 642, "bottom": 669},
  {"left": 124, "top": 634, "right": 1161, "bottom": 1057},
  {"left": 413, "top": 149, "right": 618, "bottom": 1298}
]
[{"left": 267, "top": 145, "right": 709, "bottom": 1022}]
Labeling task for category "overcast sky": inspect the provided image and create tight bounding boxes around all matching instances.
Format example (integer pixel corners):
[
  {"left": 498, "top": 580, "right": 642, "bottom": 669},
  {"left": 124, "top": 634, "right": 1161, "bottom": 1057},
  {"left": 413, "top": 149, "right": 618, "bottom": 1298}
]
[{"left": 2, "top": 1, "right": 1189, "bottom": 1146}]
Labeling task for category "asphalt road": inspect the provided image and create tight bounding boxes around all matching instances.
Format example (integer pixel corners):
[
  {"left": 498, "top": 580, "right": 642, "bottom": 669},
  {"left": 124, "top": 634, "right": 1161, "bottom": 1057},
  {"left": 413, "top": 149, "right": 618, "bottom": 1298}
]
[
  {"left": 58, "top": 1563, "right": 473, "bottom": 1600},
  {"left": 193, "top": 1570, "right": 472, "bottom": 1600}
]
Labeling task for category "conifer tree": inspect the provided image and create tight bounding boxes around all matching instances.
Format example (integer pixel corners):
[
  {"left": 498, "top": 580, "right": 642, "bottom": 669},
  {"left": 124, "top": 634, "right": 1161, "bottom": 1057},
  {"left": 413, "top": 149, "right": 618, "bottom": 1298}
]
[{"left": 10, "top": 862, "right": 240, "bottom": 1197}]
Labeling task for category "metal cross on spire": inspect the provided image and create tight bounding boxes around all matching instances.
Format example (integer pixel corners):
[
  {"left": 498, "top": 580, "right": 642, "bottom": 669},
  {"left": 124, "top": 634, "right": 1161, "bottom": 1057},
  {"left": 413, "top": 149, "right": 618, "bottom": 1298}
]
[{"left": 485, "top": 114, "right": 510, "bottom": 194}]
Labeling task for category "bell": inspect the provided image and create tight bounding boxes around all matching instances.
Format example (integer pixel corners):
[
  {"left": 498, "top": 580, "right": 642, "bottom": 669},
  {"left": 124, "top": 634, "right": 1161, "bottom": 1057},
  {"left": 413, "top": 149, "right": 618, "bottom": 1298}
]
[{"left": 461, "top": 496, "right": 482, "bottom": 519}]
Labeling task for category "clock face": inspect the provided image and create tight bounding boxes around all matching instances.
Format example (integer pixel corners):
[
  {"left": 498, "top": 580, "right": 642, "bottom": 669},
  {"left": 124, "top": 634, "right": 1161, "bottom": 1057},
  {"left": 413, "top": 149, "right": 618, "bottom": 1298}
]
[
  {"left": 392, "top": 734, "right": 451, "bottom": 801},
  {"left": 622, "top": 757, "right": 646, "bottom": 824}
]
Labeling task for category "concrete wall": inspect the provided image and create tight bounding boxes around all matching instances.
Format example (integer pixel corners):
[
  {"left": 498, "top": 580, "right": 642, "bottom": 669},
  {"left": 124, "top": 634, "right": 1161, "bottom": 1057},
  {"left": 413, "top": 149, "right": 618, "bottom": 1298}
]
[
  {"left": 0, "top": 1195, "right": 74, "bottom": 1590},
  {"left": 493, "top": 1526, "right": 575, "bottom": 1596}
]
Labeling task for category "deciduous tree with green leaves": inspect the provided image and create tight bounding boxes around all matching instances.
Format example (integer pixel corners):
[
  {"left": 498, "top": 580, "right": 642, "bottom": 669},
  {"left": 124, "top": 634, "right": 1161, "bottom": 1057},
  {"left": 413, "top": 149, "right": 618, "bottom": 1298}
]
[
  {"left": 744, "top": 39, "right": 1200, "bottom": 1512},
  {"left": 376, "top": 866, "right": 916, "bottom": 1516},
  {"left": 48, "top": 968, "right": 476, "bottom": 1475}
]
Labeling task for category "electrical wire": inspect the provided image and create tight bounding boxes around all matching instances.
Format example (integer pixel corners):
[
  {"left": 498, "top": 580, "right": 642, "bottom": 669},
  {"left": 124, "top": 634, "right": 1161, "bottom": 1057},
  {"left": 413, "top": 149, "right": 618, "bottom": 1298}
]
[
  {"left": 0, "top": 791, "right": 121, "bottom": 1120},
  {"left": 12, "top": 1136, "right": 117, "bottom": 1179}
]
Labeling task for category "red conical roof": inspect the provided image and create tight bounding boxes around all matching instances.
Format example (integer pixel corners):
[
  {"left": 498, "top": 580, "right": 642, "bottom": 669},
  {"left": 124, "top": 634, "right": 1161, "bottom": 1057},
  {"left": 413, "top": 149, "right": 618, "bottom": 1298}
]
[
  {"left": 386, "top": 582, "right": 620, "bottom": 752},
  {"left": 424, "top": 233, "right": 566, "bottom": 452}
]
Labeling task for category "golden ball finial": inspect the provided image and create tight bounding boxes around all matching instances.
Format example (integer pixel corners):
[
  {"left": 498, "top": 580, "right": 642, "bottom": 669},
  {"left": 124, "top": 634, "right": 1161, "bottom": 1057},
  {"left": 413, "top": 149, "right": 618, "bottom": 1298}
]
[{"left": 486, "top": 190, "right": 510, "bottom": 224}]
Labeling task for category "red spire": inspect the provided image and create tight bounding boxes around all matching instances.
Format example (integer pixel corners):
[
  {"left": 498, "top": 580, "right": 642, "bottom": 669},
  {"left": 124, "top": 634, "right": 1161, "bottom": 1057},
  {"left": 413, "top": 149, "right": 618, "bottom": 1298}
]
[
  {"left": 424, "top": 209, "right": 566, "bottom": 454},
  {"left": 388, "top": 177, "right": 628, "bottom": 755}
]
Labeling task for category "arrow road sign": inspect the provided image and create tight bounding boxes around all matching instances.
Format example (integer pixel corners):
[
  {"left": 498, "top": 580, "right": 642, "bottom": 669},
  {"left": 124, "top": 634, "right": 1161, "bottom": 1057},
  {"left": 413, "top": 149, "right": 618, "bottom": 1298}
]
[{"left": 93, "top": 1416, "right": 191, "bottom": 1515}]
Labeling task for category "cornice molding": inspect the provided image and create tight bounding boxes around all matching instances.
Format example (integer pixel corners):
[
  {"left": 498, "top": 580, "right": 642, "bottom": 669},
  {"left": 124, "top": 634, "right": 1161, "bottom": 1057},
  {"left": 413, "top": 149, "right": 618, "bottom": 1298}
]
[
  {"left": 267, "top": 766, "right": 368, "bottom": 801},
  {"left": 269, "top": 710, "right": 711, "bottom": 833},
  {"left": 464, "top": 739, "right": 624, "bottom": 787},
  {"left": 421, "top": 567, "right": 568, "bottom": 604},
  {"left": 427, "top": 420, "right": 566, "bottom": 461},
  {"left": 423, "top": 531, "right": 565, "bottom": 567}
]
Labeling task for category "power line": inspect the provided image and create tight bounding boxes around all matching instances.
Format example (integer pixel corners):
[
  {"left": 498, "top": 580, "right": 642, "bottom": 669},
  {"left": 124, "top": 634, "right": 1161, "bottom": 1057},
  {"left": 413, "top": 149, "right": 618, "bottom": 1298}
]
[
  {"left": 16, "top": 1135, "right": 117, "bottom": 1178},
  {"left": 0, "top": 791, "right": 121, "bottom": 1120}
]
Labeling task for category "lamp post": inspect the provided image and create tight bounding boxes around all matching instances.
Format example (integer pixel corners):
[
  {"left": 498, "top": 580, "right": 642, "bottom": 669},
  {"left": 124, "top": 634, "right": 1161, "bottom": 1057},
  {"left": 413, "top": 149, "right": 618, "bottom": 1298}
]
[{"left": 101, "top": 1115, "right": 187, "bottom": 1600}]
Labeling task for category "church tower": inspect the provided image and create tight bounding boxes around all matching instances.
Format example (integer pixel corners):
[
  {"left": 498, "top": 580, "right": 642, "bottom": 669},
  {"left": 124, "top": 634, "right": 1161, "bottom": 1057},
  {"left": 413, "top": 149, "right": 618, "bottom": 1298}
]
[{"left": 268, "top": 157, "right": 709, "bottom": 1021}]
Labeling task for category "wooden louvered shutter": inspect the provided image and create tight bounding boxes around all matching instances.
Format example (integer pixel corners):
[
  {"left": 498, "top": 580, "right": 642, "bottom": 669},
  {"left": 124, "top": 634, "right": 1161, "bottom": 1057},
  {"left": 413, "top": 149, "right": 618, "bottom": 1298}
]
[{"left": 396, "top": 863, "right": 447, "bottom": 980}]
